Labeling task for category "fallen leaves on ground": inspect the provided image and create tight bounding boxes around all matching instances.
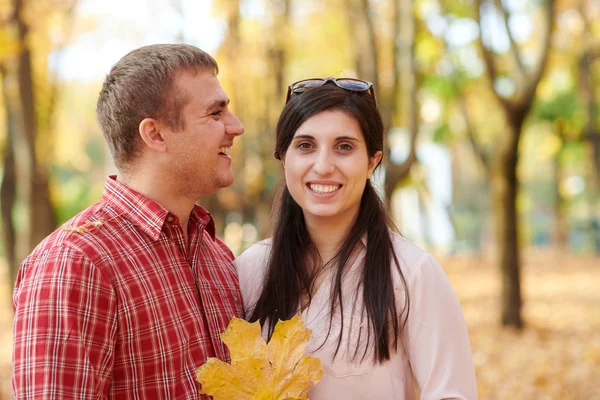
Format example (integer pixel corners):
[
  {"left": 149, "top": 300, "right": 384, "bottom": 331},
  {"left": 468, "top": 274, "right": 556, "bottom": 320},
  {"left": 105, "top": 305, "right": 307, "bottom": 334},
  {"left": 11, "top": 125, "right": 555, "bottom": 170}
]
[
  {"left": 440, "top": 249, "right": 600, "bottom": 400},
  {"left": 196, "top": 314, "right": 323, "bottom": 400}
]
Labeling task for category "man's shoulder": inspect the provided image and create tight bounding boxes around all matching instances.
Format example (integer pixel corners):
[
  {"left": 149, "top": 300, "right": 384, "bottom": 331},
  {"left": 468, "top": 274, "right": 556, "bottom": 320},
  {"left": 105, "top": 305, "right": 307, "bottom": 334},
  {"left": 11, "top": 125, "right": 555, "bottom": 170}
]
[{"left": 26, "top": 201, "right": 123, "bottom": 264}]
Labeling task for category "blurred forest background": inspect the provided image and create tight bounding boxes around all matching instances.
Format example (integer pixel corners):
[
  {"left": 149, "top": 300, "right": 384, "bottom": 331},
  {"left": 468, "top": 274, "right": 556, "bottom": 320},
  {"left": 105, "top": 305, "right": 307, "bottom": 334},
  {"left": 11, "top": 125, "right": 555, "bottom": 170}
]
[{"left": 0, "top": 0, "right": 599, "bottom": 398}]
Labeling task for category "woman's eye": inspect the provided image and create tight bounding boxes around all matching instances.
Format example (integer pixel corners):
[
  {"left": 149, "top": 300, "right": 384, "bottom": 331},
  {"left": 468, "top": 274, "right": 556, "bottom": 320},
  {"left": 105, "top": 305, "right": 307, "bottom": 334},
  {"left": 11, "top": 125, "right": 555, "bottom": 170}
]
[
  {"left": 338, "top": 143, "right": 353, "bottom": 151},
  {"left": 297, "top": 142, "right": 312, "bottom": 149}
]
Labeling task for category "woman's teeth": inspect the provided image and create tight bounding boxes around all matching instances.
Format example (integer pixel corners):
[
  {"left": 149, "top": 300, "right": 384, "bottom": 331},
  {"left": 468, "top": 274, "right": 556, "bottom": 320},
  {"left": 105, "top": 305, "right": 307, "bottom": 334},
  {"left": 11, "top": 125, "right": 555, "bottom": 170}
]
[{"left": 309, "top": 184, "right": 340, "bottom": 193}]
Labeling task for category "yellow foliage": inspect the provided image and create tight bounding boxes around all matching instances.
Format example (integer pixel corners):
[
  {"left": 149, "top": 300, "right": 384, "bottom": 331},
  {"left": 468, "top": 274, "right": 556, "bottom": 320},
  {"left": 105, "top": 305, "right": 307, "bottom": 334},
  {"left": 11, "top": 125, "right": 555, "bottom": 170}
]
[
  {"left": 196, "top": 314, "right": 324, "bottom": 400},
  {"left": 442, "top": 250, "right": 600, "bottom": 399},
  {"left": 61, "top": 219, "right": 104, "bottom": 233}
]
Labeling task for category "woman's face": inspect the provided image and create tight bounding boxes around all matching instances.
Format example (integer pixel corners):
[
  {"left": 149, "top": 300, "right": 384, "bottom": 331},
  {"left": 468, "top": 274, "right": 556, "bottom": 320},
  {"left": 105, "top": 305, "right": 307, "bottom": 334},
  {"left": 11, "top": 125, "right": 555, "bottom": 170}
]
[{"left": 283, "top": 109, "right": 382, "bottom": 228}]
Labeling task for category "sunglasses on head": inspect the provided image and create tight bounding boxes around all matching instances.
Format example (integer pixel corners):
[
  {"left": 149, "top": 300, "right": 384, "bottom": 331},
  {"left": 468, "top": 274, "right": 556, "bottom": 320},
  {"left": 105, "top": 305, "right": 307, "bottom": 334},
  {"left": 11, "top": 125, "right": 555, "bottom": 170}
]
[{"left": 285, "top": 77, "right": 376, "bottom": 105}]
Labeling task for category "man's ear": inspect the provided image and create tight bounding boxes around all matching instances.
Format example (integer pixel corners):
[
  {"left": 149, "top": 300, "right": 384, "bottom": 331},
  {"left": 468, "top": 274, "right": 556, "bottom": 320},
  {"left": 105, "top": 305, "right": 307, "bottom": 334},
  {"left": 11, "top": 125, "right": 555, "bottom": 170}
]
[{"left": 139, "top": 118, "right": 167, "bottom": 153}]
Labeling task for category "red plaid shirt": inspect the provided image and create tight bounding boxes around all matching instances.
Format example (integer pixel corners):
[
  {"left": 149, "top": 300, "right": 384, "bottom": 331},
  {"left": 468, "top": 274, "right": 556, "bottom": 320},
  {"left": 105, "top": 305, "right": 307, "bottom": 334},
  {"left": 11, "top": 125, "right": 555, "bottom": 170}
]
[{"left": 13, "top": 176, "right": 244, "bottom": 399}]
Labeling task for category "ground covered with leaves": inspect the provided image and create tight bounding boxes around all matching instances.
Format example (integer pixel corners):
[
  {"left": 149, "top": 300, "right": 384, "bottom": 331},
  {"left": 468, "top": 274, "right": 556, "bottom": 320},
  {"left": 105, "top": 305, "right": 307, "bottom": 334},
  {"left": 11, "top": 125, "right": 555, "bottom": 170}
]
[
  {"left": 442, "top": 249, "right": 600, "bottom": 400},
  {"left": 0, "top": 249, "right": 598, "bottom": 399}
]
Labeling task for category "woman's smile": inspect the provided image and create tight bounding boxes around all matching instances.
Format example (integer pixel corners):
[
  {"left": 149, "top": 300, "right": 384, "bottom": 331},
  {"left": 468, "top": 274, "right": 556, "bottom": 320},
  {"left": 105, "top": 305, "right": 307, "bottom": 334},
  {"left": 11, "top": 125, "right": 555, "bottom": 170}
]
[{"left": 306, "top": 182, "right": 343, "bottom": 196}]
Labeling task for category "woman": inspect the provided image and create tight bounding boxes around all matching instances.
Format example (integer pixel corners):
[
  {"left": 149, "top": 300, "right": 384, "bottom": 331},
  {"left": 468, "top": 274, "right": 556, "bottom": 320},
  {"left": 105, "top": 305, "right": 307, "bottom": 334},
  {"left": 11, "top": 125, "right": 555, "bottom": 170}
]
[{"left": 235, "top": 78, "right": 478, "bottom": 399}]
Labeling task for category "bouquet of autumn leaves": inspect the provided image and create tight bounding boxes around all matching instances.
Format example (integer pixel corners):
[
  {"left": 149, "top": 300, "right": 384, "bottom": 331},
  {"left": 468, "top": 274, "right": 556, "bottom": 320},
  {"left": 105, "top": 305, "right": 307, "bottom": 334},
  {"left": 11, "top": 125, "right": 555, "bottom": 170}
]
[{"left": 196, "top": 314, "right": 324, "bottom": 400}]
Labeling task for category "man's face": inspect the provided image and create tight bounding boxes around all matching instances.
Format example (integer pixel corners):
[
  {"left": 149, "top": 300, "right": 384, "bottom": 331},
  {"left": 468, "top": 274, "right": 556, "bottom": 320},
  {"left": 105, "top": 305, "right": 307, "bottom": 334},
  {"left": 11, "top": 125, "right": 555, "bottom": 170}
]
[{"left": 163, "top": 70, "right": 244, "bottom": 200}]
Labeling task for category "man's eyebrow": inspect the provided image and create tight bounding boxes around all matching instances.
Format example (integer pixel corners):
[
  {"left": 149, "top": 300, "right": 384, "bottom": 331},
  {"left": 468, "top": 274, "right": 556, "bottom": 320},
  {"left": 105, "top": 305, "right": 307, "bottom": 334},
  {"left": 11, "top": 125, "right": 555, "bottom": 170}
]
[{"left": 205, "top": 98, "right": 230, "bottom": 112}]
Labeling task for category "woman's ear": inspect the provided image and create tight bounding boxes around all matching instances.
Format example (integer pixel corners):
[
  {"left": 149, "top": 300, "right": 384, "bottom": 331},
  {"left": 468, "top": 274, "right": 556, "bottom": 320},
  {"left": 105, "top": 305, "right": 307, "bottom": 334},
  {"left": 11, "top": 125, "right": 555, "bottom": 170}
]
[
  {"left": 139, "top": 118, "right": 167, "bottom": 153},
  {"left": 279, "top": 153, "right": 286, "bottom": 169},
  {"left": 367, "top": 151, "right": 383, "bottom": 179}
]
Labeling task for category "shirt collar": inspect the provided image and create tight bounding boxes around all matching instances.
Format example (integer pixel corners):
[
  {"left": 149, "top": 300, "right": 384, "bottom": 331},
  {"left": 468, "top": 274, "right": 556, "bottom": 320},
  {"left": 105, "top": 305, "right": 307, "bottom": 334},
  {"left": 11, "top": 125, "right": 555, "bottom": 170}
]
[
  {"left": 101, "top": 176, "right": 216, "bottom": 241},
  {"left": 190, "top": 204, "right": 216, "bottom": 240}
]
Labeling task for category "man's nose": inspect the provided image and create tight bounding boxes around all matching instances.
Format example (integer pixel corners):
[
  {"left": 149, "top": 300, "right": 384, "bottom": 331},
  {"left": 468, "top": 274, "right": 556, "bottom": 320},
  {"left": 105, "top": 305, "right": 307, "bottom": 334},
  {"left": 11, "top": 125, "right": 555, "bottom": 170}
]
[{"left": 226, "top": 111, "right": 244, "bottom": 136}]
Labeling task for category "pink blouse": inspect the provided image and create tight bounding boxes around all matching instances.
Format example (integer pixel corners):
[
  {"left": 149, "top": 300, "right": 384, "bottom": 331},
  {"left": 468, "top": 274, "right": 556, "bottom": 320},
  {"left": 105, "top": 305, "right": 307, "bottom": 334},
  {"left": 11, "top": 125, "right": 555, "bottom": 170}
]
[{"left": 234, "top": 233, "right": 478, "bottom": 399}]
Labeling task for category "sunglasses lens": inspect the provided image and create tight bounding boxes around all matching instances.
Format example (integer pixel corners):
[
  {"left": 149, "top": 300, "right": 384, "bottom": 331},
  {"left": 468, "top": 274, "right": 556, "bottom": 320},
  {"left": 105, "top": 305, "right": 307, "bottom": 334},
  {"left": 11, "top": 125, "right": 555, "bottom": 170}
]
[
  {"left": 335, "top": 79, "right": 371, "bottom": 91},
  {"left": 286, "top": 78, "right": 375, "bottom": 105},
  {"left": 291, "top": 79, "right": 325, "bottom": 94}
]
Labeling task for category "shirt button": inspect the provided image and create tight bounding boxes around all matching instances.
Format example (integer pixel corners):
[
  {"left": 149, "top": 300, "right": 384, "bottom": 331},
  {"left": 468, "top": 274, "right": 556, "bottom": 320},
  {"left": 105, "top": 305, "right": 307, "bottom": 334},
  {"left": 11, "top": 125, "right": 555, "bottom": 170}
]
[{"left": 167, "top": 216, "right": 174, "bottom": 222}]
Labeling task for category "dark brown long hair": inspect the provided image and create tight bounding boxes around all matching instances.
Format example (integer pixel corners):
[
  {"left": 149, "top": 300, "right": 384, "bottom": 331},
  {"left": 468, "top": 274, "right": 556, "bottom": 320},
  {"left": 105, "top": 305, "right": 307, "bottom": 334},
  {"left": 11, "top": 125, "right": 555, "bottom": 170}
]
[{"left": 249, "top": 84, "right": 409, "bottom": 363}]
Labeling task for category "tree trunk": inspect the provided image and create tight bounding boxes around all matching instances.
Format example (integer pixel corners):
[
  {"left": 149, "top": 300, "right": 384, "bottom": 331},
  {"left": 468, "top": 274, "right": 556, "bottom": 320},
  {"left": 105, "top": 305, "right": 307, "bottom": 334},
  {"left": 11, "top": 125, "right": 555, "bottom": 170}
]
[
  {"left": 552, "top": 137, "right": 567, "bottom": 249},
  {"left": 271, "top": 0, "right": 290, "bottom": 106},
  {"left": 578, "top": 31, "right": 600, "bottom": 253},
  {"left": 383, "top": 0, "right": 418, "bottom": 203},
  {"left": 492, "top": 133, "right": 523, "bottom": 328},
  {"left": 0, "top": 65, "right": 18, "bottom": 287},
  {"left": 13, "top": 0, "right": 57, "bottom": 251},
  {"left": 474, "top": 0, "right": 554, "bottom": 328},
  {"left": 346, "top": 0, "right": 379, "bottom": 91}
]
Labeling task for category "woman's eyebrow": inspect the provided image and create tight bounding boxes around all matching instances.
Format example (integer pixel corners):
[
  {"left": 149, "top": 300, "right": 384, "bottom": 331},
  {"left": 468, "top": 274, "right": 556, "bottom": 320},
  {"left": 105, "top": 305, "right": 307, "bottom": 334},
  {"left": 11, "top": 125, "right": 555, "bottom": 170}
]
[
  {"left": 292, "top": 134, "right": 315, "bottom": 140},
  {"left": 292, "top": 135, "right": 360, "bottom": 141},
  {"left": 336, "top": 136, "right": 360, "bottom": 141}
]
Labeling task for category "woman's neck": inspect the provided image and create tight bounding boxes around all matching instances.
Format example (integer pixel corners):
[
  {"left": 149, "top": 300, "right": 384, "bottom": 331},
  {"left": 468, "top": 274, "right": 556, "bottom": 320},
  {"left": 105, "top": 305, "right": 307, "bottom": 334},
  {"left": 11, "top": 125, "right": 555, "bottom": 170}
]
[{"left": 305, "top": 215, "right": 354, "bottom": 263}]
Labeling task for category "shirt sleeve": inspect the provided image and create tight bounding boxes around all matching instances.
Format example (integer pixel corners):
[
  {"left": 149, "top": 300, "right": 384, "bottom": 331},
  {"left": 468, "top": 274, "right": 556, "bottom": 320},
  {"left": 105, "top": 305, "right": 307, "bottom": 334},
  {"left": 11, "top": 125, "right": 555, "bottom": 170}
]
[
  {"left": 12, "top": 246, "right": 117, "bottom": 399},
  {"left": 406, "top": 254, "right": 478, "bottom": 400}
]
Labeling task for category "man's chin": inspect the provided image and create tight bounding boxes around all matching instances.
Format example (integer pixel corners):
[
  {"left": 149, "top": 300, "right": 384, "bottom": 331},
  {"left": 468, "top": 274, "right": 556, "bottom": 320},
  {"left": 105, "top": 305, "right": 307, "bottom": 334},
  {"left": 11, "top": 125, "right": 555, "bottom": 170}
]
[{"left": 214, "top": 173, "right": 235, "bottom": 191}]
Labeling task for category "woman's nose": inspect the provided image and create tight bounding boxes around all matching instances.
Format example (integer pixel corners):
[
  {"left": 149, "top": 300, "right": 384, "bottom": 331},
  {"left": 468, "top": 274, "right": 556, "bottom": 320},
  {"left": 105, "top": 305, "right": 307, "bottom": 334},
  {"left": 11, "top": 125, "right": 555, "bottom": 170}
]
[{"left": 313, "top": 150, "right": 335, "bottom": 175}]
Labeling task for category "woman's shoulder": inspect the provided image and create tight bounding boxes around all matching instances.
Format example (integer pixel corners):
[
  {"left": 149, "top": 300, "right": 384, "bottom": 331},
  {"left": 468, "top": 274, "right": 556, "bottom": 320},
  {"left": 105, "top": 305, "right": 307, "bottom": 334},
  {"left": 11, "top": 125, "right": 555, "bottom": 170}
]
[
  {"left": 234, "top": 238, "right": 272, "bottom": 315},
  {"left": 388, "top": 231, "right": 445, "bottom": 282},
  {"left": 235, "top": 238, "right": 272, "bottom": 268},
  {"left": 389, "top": 232, "right": 430, "bottom": 264}
]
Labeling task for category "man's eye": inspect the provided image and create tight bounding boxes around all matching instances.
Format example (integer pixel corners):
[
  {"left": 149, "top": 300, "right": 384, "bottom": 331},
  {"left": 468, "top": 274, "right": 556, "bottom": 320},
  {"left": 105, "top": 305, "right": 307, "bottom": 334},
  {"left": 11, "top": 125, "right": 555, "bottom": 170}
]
[{"left": 210, "top": 110, "right": 222, "bottom": 116}]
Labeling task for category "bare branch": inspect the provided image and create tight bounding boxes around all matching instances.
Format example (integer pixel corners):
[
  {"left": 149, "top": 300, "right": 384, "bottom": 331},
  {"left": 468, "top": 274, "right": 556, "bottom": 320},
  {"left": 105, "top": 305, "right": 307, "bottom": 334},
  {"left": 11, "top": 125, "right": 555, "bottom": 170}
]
[
  {"left": 389, "top": 0, "right": 401, "bottom": 131},
  {"left": 579, "top": 0, "right": 600, "bottom": 62},
  {"left": 439, "top": 0, "right": 491, "bottom": 175},
  {"left": 385, "top": 139, "right": 417, "bottom": 195},
  {"left": 493, "top": 0, "right": 525, "bottom": 79},
  {"left": 520, "top": 0, "right": 555, "bottom": 108},
  {"left": 360, "top": 0, "right": 380, "bottom": 92},
  {"left": 384, "top": 0, "right": 420, "bottom": 197},
  {"left": 458, "top": 86, "right": 491, "bottom": 174},
  {"left": 475, "top": 0, "right": 512, "bottom": 112}
]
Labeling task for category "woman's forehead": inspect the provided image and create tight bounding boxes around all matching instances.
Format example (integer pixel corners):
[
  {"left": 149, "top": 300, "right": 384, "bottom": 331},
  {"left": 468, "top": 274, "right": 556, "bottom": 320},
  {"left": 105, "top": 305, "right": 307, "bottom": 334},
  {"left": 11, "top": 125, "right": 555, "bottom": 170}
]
[{"left": 293, "top": 110, "right": 363, "bottom": 138}]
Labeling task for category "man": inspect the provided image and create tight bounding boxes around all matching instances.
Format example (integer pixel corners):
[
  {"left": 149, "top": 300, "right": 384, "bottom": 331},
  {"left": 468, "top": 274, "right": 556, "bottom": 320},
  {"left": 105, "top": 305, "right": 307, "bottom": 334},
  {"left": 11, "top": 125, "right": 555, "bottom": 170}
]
[{"left": 12, "top": 44, "right": 245, "bottom": 399}]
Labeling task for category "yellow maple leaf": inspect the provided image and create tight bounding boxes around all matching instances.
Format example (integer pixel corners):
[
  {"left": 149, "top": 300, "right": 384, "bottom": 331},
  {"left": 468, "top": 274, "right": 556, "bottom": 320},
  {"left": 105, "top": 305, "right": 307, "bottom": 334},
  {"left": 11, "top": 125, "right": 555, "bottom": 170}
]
[{"left": 196, "top": 314, "right": 324, "bottom": 400}]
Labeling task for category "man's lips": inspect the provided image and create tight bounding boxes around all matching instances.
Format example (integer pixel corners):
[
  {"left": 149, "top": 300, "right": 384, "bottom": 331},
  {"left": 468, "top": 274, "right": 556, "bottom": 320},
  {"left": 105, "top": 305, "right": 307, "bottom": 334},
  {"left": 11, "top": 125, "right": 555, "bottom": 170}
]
[{"left": 218, "top": 146, "right": 231, "bottom": 155}]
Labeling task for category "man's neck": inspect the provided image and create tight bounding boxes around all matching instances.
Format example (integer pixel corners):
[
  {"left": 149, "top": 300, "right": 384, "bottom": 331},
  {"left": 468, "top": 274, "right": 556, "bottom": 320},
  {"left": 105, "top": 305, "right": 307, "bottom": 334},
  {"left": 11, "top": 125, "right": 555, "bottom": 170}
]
[{"left": 116, "top": 172, "right": 195, "bottom": 241}]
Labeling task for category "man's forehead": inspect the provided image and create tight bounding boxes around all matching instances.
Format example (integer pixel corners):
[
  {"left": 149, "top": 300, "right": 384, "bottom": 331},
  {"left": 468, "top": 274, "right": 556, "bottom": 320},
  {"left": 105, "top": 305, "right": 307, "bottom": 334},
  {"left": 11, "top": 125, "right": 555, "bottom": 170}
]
[
  {"left": 199, "top": 74, "right": 228, "bottom": 107},
  {"left": 178, "top": 72, "right": 229, "bottom": 111}
]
